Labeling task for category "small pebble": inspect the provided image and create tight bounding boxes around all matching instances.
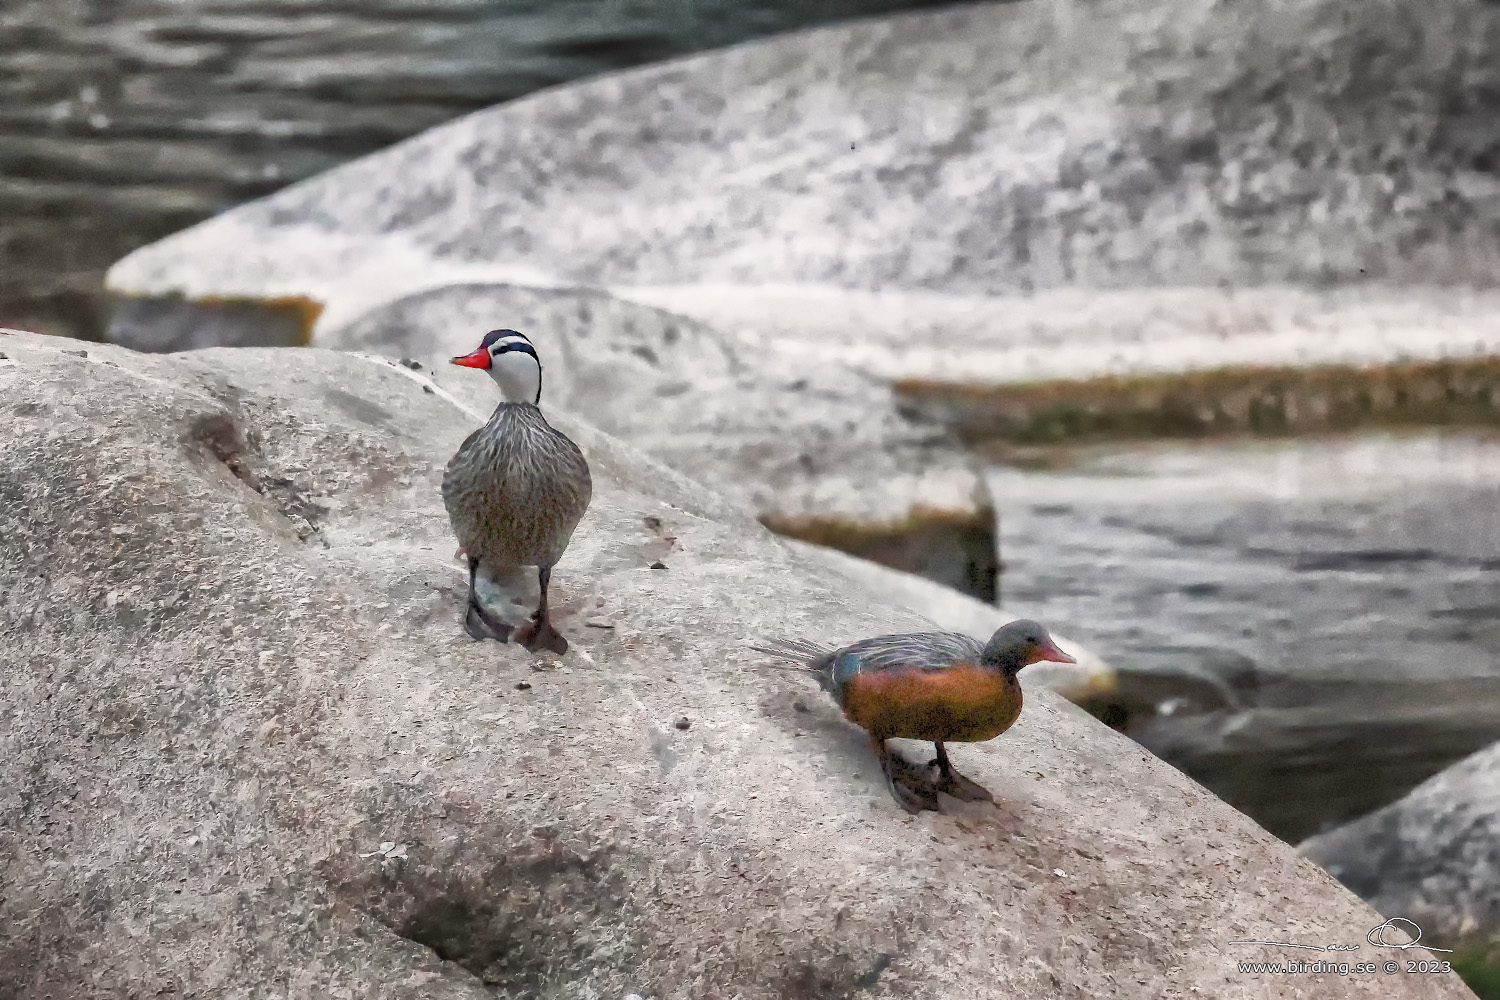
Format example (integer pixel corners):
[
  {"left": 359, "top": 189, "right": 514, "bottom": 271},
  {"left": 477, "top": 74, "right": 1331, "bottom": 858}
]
[
  {"left": 422, "top": 385, "right": 435, "bottom": 394},
  {"left": 515, "top": 681, "right": 532, "bottom": 691},
  {"left": 66, "top": 349, "right": 88, "bottom": 358},
  {"left": 792, "top": 700, "right": 810, "bottom": 714},
  {"left": 399, "top": 358, "right": 424, "bottom": 370},
  {"left": 674, "top": 717, "right": 691, "bottom": 731},
  {"left": 649, "top": 561, "right": 667, "bottom": 570},
  {"left": 584, "top": 617, "right": 615, "bottom": 629}
]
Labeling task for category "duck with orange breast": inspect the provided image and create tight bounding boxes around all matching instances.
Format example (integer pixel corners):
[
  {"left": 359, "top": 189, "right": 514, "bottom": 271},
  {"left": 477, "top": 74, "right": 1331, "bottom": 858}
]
[
  {"left": 443, "top": 329, "right": 592, "bottom": 654},
  {"left": 752, "top": 621, "right": 1076, "bottom": 812}
]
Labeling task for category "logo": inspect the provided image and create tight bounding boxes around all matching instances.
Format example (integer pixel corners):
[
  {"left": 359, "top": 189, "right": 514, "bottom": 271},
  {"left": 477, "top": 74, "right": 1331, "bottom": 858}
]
[{"left": 1228, "top": 917, "right": 1453, "bottom": 955}]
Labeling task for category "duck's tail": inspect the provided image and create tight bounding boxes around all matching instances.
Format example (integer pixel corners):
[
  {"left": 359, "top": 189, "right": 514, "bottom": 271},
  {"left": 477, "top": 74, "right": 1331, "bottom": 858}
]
[
  {"left": 746, "top": 637, "right": 844, "bottom": 702},
  {"left": 745, "top": 636, "right": 831, "bottom": 666}
]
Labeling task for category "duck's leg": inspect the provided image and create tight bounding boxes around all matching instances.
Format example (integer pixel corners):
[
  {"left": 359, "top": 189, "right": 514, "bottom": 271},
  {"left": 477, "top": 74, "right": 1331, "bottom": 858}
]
[
  {"left": 872, "top": 735, "right": 940, "bottom": 814},
  {"left": 515, "top": 564, "right": 568, "bottom": 654},
  {"left": 463, "top": 556, "right": 512, "bottom": 642},
  {"left": 929, "top": 741, "right": 994, "bottom": 802}
]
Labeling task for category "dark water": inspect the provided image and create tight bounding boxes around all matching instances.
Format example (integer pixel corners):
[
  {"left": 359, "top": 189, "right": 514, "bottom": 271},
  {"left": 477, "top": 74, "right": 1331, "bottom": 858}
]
[
  {"left": 992, "top": 432, "right": 1500, "bottom": 843},
  {"left": 0, "top": 0, "right": 963, "bottom": 340}
]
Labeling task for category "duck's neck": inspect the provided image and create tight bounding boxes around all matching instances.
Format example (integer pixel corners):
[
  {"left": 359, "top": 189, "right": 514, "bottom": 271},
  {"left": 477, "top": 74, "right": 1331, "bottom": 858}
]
[{"left": 489, "top": 351, "right": 542, "bottom": 405}]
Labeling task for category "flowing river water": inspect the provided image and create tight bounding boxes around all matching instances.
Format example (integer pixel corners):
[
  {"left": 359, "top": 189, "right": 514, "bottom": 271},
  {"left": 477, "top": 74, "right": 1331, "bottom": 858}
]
[{"left": 993, "top": 431, "right": 1500, "bottom": 843}]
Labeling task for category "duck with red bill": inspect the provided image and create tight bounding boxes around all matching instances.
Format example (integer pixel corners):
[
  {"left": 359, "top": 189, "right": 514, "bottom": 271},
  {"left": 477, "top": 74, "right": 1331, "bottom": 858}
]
[
  {"left": 441, "top": 329, "right": 592, "bottom": 654},
  {"left": 750, "top": 619, "right": 1076, "bottom": 813}
]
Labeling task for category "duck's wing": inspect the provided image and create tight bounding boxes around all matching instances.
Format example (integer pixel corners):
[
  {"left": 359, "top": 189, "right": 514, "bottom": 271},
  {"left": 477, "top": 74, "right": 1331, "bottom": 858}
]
[
  {"left": 539, "top": 425, "right": 593, "bottom": 508},
  {"left": 828, "top": 631, "right": 985, "bottom": 689}
]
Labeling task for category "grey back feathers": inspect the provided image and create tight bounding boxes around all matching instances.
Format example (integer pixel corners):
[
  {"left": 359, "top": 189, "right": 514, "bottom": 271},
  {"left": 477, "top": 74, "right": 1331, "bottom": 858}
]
[
  {"left": 748, "top": 631, "right": 988, "bottom": 704},
  {"left": 749, "top": 632, "right": 985, "bottom": 675},
  {"left": 828, "top": 633, "right": 986, "bottom": 677},
  {"left": 746, "top": 636, "right": 833, "bottom": 663}
]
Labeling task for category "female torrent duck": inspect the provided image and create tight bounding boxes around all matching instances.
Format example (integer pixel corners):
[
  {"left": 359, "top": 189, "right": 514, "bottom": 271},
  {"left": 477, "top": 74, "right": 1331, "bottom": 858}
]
[{"left": 754, "top": 620, "right": 1076, "bottom": 812}]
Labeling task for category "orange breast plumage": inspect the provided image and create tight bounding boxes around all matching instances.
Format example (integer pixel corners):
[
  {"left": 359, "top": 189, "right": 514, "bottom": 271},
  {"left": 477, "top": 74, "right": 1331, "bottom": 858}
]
[{"left": 838, "top": 664, "right": 1023, "bottom": 743}]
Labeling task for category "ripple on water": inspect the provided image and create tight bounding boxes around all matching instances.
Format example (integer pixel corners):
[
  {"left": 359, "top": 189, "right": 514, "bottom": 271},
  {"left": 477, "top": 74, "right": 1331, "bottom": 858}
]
[{"left": 991, "top": 431, "right": 1500, "bottom": 842}]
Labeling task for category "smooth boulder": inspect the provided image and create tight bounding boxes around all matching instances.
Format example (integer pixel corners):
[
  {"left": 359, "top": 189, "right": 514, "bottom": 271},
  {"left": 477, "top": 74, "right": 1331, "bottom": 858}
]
[
  {"left": 0, "top": 328, "right": 1467, "bottom": 998},
  {"left": 329, "top": 282, "right": 1000, "bottom": 599},
  {"left": 1302, "top": 739, "right": 1500, "bottom": 950},
  {"left": 105, "top": 0, "right": 1500, "bottom": 375}
]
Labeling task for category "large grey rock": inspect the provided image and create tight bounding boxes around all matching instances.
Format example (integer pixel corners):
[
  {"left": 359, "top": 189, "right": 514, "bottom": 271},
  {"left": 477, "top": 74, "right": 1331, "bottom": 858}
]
[
  {"left": 621, "top": 284, "right": 1500, "bottom": 389},
  {"left": 0, "top": 327, "right": 1468, "bottom": 998},
  {"left": 1302, "top": 739, "right": 1500, "bottom": 948},
  {"left": 106, "top": 0, "right": 1500, "bottom": 370},
  {"left": 330, "top": 281, "right": 1000, "bottom": 600},
  {"left": 331, "top": 282, "right": 982, "bottom": 529},
  {"left": 0, "top": 0, "right": 971, "bottom": 343}
]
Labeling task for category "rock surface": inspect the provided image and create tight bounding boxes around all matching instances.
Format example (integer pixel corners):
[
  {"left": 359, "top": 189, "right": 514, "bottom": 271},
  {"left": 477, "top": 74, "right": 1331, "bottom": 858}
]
[
  {"left": 1302, "top": 739, "right": 1500, "bottom": 950},
  {"left": 0, "top": 327, "right": 1467, "bottom": 998},
  {"left": 619, "top": 284, "right": 1500, "bottom": 388},
  {"left": 329, "top": 281, "right": 1000, "bottom": 600},
  {"left": 101, "top": 0, "right": 1500, "bottom": 460},
  {"left": 107, "top": 0, "right": 1500, "bottom": 362}
]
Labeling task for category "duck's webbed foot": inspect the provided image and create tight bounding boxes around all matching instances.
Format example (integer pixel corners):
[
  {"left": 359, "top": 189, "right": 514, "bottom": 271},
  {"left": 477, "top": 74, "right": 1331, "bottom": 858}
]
[
  {"left": 515, "top": 565, "right": 568, "bottom": 654},
  {"left": 515, "top": 615, "right": 568, "bottom": 655},
  {"left": 464, "top": 601, "right": 513, "bottom": 643},
  {"left": 928, "top": 742, "right": 994, "bottom": 803},
  {"left": 463, "top": 556, "right": 512, "bottom": 642},
  {"left": 888, "top": 768, "right": 941, "bottom": 814},
  {"left": 874, "top": 739, "right": 941, "bottom": 814}
]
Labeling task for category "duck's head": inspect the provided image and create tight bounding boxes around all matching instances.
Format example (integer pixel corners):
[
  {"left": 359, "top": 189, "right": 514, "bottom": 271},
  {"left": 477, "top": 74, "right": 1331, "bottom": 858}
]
[
  {"left": 451, "top": 329, "right": 542, "bottom": 404},
  {"left": 980, "top": 619, "right": 1077, "bottom": 676}
]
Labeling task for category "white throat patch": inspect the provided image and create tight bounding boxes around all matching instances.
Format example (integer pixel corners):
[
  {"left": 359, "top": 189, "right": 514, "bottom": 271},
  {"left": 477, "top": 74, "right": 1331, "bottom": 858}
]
[{"left": 490, "top": 346, "right": 541, "bottom": 404}]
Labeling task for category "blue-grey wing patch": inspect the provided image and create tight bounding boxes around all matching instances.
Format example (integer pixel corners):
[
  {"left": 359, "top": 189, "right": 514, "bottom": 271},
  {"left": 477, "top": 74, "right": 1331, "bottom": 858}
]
[{"left": 828, "top": 631, "right": 985, "bottom": 690}]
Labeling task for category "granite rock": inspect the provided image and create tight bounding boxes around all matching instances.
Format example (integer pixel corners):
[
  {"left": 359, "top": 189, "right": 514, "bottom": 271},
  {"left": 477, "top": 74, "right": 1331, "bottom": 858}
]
[
  {"left": 1302, "top": 739, "right": 1500, "bottom": 949},
  {"left": 329, "top": 281, "right": 999, "bottom": 599},
  {"left": 0, "top": 327, "right": 1467, "bottom": 998},
  {"left": 107, "top": 0, "right": 1500, "bottom": 366}
]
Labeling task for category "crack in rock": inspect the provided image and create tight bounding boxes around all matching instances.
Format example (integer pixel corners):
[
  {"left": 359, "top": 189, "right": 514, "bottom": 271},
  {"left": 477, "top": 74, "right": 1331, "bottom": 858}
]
[{"left": 186, "top": 411, "right": 330, "bottom": 545}]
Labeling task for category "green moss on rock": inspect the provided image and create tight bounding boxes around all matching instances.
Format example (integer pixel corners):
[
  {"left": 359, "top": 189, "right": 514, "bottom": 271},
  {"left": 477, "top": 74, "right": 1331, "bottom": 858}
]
[
  {"left": 896, "top": 357, "right": 1500, "bottom": 446},
  {"left": 759, "top": 504, "right": 998, "bottom": 603}
]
